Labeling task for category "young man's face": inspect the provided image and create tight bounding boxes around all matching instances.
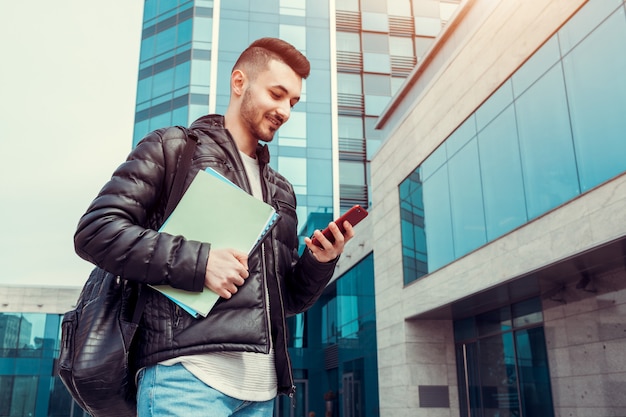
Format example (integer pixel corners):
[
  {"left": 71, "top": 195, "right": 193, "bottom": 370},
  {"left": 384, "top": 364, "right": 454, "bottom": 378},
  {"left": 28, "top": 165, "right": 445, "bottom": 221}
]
[{"left": 240, "top": 59, "right": 302, "bottom": 142}]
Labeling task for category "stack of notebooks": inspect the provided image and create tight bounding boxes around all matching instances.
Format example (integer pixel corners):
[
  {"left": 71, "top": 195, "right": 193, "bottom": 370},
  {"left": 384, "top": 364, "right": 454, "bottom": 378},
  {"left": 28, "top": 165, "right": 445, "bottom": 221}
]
[{"left": 150, "top": 167, "right": 279, "bottom": 318}]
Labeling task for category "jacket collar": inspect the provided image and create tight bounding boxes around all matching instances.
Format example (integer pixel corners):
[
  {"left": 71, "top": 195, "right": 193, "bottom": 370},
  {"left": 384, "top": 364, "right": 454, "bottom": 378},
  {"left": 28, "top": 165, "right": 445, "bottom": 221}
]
[{"left": 190, "top": 114, "right": 270, "bottom": 165}]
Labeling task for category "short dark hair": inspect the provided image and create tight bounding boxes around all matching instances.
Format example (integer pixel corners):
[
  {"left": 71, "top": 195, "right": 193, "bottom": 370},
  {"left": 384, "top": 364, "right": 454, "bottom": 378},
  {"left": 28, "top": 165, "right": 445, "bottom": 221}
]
[{"left": 233, "top": 37, "right": 310, "bottom": 80}]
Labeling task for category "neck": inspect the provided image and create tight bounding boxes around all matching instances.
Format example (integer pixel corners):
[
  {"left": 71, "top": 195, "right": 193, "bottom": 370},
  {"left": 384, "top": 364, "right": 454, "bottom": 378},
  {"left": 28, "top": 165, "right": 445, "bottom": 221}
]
[{"left": 224, "top": 107, "right": 257, "bottom": 158}]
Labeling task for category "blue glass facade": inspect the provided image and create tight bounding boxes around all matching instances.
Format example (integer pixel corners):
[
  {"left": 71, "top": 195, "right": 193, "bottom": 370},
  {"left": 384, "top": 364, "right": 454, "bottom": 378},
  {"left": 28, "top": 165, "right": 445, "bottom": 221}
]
[
  {"left": 0, "top": 313, "right": 84, "bottom": 417},
  {"left": 399, "top": 0, "right": 626, "bottom": 284},
  {"left": 278, "top": 253, "right": 378, "bottom": 417},
  {"left": 134, "top": 1, "right": 201, "bottom": 145},
  {"left": 454, "top": 298, "right": 554, "bottom": 417}
]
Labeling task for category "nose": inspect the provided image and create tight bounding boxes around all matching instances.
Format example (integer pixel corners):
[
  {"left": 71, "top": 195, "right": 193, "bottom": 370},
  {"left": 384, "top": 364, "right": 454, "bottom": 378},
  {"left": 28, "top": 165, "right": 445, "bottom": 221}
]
[{"left": 276, "top": 100, "right": 290, "bottom": 123}]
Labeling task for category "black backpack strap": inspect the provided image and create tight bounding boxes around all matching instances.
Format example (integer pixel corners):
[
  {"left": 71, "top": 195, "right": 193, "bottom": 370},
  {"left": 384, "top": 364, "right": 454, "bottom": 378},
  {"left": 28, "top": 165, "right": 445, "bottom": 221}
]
[
  {"left": 133, "top": 126, "right": 198, "bottom": 324},
  {"left": 164, "top": 126, "right": 198, "bottom": 219}
]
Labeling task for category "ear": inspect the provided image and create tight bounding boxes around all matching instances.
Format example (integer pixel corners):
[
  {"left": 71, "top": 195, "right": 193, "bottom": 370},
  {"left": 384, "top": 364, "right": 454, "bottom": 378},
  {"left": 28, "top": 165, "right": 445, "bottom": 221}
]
[{"left": 231, "top": 69, "right": 246, "bottom": 97}]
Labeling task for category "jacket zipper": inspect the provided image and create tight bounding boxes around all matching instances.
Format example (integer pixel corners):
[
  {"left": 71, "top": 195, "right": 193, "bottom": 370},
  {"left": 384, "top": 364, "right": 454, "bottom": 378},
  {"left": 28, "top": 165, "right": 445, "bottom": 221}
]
[
  {"left": 260, "top": 243, "right": 273, "bottom": 350},
  {"left": 260, "top": 241, "right": 297, "bottom": 403},
  {"left": 174, "top": 305, "right": 182, "bottom": 328},
  {"left": 271, "top": 237, "right": 296, "bottom": 403}
]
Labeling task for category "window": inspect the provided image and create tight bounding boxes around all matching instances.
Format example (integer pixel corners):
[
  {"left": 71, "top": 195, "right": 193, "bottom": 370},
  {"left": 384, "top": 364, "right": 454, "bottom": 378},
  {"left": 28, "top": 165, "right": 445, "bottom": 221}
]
[
  {"left": 362, "top": 33, "right": 389, "bottom": 53},
  {"left": 280, "top": 24, "right": 307, "bottom": 53},
  {"left": 389, "top": 36, "right": 414, "bottom": 57},
  {"left": 399, "top": 1, "right": 626, "bottom": 282},
  {"left": 278, "top": 112, "right": 307, "bottom": 147},
  {"left": 363, "top": 52, "right": 391, "bottom": 73},
  {"left": 455, "top": 298, "right": 554, "bottom": 417},
  {"left": 336, "top": 32, "right": 361, "bottom": 52},
  {"left": 387, "top": 0, "right": 411, "bottom": 16},
  {"left": 336, "top": 0, "right": 359, "bottom": 12},
  {"left": 337, "top": 73, "right": 362, "bottom": 95},
  {"left": 363, "top": 73, "right": 390, "bottom": 95},
  {"left": 362, "top": 12, "right": 389, "bottom": 32},
  {"left": 338, "top": 116, "right": 364, "bottom": 139},
  {"left": 280, "top": 0, "right": 306, "bottom": 16},
  {"left": 278, "top": 156, "right": 307, "bottom": 195},
  {"left": 321, "top": 254, "right": 375, "bottom": 343}
]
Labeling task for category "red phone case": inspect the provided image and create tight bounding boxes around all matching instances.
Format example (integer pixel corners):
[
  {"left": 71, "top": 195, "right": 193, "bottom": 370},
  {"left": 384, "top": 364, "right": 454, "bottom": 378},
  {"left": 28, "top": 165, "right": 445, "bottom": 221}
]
[{"left": 311, "top": 205, "right": 368, "bottom": 247}]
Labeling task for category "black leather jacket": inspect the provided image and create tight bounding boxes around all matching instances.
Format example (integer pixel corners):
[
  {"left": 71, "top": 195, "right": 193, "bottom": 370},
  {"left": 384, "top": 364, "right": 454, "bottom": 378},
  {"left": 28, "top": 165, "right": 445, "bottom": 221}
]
[{"left": 74, "top": 115, "right": 338, "bottom": 395}]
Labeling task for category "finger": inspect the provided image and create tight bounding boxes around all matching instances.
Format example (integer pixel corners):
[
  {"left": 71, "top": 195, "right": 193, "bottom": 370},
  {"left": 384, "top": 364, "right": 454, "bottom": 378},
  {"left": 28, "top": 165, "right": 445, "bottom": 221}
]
[
  {"left": 327, "top": 222, "right": 345, "bottom": 246},
  {"left": 232, "top": 250, "right": 249, "bottom": 270},
  {"left": 232, "top": 274, "right": 246, "bottom": 286},
  {"left": 342, "top": 221, "right": 355, "bottom": 241},
  {"left": 218, "top": 288, "right": 233, "bottom": 299},
  {"left": 304, "top": 236, "right": 327, "bottom": 255},
  {"left": 233, "top": 262, "right": 249, "bottom": 279},
  {"left": 312, "top": 229, "right": 331, "bottom": 250}
]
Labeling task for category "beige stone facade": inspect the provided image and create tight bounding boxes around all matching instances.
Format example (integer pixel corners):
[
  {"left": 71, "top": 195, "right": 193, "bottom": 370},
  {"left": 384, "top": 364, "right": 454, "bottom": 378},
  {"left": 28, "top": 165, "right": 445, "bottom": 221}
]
[{"left": 335, "top": 0, "right": 626, "bottom": 416}]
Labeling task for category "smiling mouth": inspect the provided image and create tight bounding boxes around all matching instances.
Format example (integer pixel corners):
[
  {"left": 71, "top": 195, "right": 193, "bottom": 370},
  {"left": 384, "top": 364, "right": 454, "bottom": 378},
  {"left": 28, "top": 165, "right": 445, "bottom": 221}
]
[{"left": 266, "top": 115, "right": 283, "bottom": 129}]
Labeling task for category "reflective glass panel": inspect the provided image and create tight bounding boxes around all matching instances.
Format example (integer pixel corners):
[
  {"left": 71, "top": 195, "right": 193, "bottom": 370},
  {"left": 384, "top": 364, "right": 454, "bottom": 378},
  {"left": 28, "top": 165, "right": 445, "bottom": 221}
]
[
  {"left": 557, "top": 0, "right": 624, "bottom": 55},
  {"left": 477, "top": 106, "right": 527, "bottom": 240},
  {"left": 336, "top": 32, "right": 360, "bottom": 52},
  {"left": 389, "top": 36, "right": 413, "bottom": 56},
  {"left": 337, "top": 73, "right": 362, "bottom": 95},
  {"left": 478, "top": 333, "right": 519, "bottom": 416},
  {"left": 516, "top": 64, "right": 580, "bottom": 218},
  {"left": 338, "top": 116, "right": 364, "bottom": 139},
  {"left": 512, "top": 37, "right": 560, "bottom": 97},
  {"left": 362, "top": 33, "right": 389, "bottom": 53},
  {"left": 362, "top": 12, "right": 389, "bottom": 32},
  {"left": 387, "top": 0, "right": 411, "bottom": 16},
  {"left": 477, "top": 306, "right": 512, "bottom": 336},
  {"left": 363, "top": 52, "right": 391, "bottom": 73},
  {"left": 423, "top": 165, "right": 454, "bottom": 271},
  {"left": 447, "top": 139, "right": 486, "bottom": 257},
  {"left": 339, "top": 160, "right": 365, "bottom": 186},
  {"left": 399, "top": 169, "right": 427, "bottom": 284},
  {"left": 279, "top": 111, "right": 307, "bottom": 140},
  {"left": 335, "top": 0, "right": 359, "bottom": 12},
  {"left": 562, "top": 7, "right": 626, "bottom": 191},
  {"left": 512, "top": 298, "right": 543, "bottom": 328},
  {"left": 475, "top": 80, "right": 514, "bottom": 133},
  {"left": 280, "top": 24, "right": 307, "bottom": 52},
  {"left": 515, "top": 328, "right": 555, "bottom": 417},
  {"left": 363, "top": 73, "right": 390, "bottom": 95},
  {"left": 278, "top": 156, "right": 307, "bottom": 194}
]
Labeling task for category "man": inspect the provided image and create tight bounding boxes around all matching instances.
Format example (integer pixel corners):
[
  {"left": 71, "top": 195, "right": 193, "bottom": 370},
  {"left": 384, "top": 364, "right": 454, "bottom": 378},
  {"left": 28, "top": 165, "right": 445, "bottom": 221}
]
[{"left": 74, "top": 38, "right": 353, "bottom": 416}]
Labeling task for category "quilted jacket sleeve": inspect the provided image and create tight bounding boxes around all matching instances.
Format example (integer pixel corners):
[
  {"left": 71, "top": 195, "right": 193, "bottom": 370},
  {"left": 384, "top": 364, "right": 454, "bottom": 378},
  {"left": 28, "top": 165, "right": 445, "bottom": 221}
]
[
  {"left": 73, "top": 130, "right": 208, "bottom": 292},
  {"left": 282, "top": 248, "right": 338, "bottom": 316}
]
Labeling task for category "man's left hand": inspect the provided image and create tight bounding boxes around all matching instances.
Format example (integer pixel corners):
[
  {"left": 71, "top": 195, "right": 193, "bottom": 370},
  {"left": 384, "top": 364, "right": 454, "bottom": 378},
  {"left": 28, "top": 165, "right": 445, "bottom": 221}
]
[{"left": 304, "top": 221, "right": 354, "bottom": 262}]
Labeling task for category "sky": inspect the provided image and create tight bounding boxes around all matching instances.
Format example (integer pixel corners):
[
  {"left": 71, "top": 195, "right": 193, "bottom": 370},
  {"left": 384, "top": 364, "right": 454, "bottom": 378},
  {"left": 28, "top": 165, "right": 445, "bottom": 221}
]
[{"left": 0, "top": 1, "right": 145, "bottom": 287}]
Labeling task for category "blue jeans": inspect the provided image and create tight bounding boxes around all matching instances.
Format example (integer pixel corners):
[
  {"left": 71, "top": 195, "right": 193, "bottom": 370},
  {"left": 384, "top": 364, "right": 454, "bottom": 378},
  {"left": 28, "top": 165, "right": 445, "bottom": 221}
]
[{"left": 137, "top": 363, "right": 276, "bottom": 417}]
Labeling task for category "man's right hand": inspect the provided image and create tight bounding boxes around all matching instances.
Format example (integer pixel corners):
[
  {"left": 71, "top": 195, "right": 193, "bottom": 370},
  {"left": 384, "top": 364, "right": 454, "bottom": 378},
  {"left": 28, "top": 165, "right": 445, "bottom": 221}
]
[{"left": 205, "top": 248, "right": 249, "bottom": 299}]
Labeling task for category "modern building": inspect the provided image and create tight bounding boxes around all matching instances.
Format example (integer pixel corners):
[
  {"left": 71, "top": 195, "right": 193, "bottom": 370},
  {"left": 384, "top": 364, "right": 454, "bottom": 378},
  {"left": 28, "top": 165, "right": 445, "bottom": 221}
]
[
  {"left": 0, "top": 1, "right": 460, "bottom": 417},
  {"left": 335, "top": 0, "right": 626, "bottom": 415},
  {"left": 0, "top": 286, "right": 85, "bottom": 417}
]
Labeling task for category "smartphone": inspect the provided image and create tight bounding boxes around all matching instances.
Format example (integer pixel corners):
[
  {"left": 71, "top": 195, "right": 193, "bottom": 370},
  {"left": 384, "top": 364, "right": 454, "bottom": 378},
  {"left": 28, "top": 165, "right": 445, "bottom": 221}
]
[{"left": 311, "top": 205, "right": 368, "bottom": 247}]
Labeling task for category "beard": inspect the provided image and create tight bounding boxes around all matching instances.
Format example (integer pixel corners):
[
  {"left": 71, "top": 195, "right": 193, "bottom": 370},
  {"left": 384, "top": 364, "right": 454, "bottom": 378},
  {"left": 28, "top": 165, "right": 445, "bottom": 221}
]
[{"left": 240, "top": 88, "right": 278, "bottom": 143}]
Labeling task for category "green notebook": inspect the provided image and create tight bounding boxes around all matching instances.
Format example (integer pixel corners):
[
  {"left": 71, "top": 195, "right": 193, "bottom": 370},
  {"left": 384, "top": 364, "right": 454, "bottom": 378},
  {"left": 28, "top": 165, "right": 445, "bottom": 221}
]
[{"left": 150, "top": 168, "right": 279, "bottom": 318}]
